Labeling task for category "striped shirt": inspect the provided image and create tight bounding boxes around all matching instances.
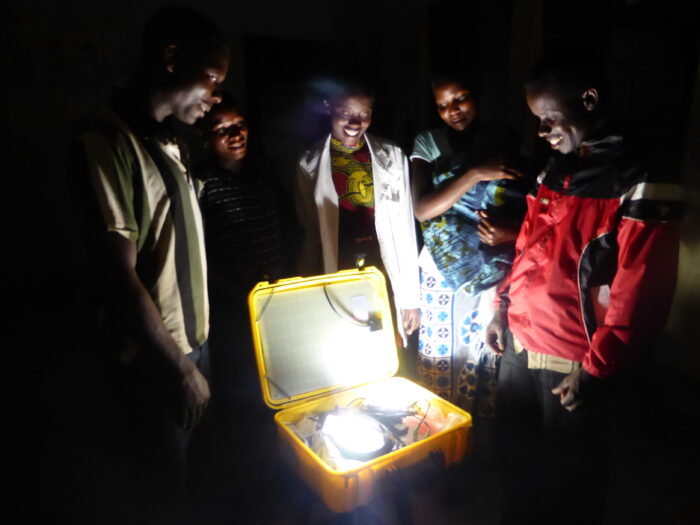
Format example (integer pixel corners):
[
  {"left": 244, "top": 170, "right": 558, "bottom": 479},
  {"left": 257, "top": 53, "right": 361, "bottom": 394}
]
[
  {"left": 197, "top": 161, "right": 282, "bottom": 290},
  {"left": 80, "top": 107, "right": 208, "bottom": 355}
]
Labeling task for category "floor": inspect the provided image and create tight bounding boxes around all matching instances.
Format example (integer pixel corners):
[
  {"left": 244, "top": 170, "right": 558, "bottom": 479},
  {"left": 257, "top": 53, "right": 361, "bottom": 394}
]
[{"left": 8, "top": 269, "right": 700, "bottom": 525}]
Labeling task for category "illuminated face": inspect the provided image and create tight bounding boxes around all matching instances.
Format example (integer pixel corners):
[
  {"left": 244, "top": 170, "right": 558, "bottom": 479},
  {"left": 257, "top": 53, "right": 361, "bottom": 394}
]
[
  {"left": 434, "top": 82, "right": 476, "bottom": 132},
  {"left": 526, "top": 88, "right": 591, "bottom": 154},
  {"left": 209, "top": 108, "right": 248, "bottom": 163},
  {"left": 168, "top": 50, "right": 229, "bottom": 125},
  {"left": 327, "top": 95, "right": 372, "bottom": 147}
]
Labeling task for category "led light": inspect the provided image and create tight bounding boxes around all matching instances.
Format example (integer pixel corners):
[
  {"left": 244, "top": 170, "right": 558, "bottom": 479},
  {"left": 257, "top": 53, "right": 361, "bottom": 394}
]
[{"left": 322, "top": 411, "right": 392, "bottom": 460}]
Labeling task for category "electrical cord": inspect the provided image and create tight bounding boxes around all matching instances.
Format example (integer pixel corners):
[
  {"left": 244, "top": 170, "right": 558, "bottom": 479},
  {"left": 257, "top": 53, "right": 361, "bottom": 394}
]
[{"left": 323, "top": 284, "right": 370, "bottom": 327}]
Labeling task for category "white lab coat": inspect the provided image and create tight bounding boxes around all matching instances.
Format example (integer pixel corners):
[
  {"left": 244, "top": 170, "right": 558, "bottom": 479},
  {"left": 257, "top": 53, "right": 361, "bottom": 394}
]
[{"left": 295, "top": 134, "right": 421, "bottom": 340}]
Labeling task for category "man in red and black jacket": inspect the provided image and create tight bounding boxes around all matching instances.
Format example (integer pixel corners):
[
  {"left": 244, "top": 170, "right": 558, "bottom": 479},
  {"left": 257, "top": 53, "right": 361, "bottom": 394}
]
[{"left": 487, "top": 61, "right": 684, "bottom": 525}]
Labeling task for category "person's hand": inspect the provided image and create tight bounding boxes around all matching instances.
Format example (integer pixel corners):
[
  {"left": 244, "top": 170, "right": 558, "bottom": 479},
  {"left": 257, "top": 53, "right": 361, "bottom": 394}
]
[
  {"left": 477, "top": 211, "right": 519, "bottom": 246},
  {"left": 465, "top": 158, "right": 522, "bottom": 184},
  {"left": 551, "top": 367, "right": 600, "bottom": 412},
  {"left": 179, "top": 365, "right": 210, "bottom": 430},
  {"left": 486, "top": 313, "right": 506, "bottom": 354},
  {"left": 402, "top": 308, "right": 421, "bottom": 335}
]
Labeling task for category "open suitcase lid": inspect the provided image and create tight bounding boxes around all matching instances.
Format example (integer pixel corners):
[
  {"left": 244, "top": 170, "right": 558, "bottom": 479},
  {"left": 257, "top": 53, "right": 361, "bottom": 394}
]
[{"left": 248, "top": 267, "right": 399, "bottom": 410}]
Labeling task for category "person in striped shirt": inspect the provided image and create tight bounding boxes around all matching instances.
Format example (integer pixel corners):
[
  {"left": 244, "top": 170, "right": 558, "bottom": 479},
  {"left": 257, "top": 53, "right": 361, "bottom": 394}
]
[{"left": 76, "top": 6, "right": 229, "bottom": 511}]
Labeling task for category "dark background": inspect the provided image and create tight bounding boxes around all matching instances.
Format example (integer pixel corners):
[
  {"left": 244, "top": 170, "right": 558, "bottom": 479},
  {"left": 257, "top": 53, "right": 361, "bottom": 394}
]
[{"left": 3, "top": 0, "right": 700, "bottom": 523}]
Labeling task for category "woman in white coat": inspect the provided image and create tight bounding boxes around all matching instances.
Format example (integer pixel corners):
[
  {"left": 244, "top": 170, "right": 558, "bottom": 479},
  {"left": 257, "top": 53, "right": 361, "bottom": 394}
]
[{"left": 295, "top": 78, "right": 421, "bottom": 344}]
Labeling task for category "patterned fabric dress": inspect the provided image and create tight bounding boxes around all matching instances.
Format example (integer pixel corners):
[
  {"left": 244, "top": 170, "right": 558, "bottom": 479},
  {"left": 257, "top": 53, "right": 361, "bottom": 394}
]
[
  {"left": 419, "top": 257, "right": 501, "bottom": 416},
  {"left": 329, "top": 136, "right": 382, "bottom": 271},
  {"left": 411, "top": 125, "right": 527, "bottom": 417}
]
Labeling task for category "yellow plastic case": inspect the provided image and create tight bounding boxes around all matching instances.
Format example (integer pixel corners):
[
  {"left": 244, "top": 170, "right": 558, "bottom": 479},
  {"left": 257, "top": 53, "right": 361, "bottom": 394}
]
[{"left": 248, "top": 267, "right": 472, "bottom": 513}]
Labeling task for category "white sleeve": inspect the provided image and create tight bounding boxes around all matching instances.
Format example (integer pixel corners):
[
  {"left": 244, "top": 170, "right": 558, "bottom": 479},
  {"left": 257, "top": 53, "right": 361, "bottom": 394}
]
[{"left": 392, "top": 149, "right": 421, "bottom": 310}]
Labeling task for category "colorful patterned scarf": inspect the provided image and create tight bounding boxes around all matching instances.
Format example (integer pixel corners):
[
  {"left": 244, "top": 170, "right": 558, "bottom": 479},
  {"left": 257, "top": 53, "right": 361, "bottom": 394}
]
[{"left": 421, "top": 170, "right": 528, "bottom": 293}]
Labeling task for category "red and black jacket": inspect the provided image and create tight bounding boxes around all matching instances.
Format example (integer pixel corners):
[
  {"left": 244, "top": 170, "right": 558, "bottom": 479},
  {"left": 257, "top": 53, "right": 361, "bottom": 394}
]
[{"left": 500, "top": 136, "right": 684, "bottom": 378}]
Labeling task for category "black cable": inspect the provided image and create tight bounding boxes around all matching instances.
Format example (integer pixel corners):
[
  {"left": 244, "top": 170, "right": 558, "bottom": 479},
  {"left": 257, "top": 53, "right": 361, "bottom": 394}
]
[
  {"left": 323, "top": 284, "right": 370, "bottom": 327},
  {"left": 255, "top": 289, "right": 275, "bottom": 321}
]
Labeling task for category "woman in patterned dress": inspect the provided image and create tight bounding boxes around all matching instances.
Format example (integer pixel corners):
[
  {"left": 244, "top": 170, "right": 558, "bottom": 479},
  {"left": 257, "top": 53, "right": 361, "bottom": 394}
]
[{"left": 410, "top": 72, "right": 529, "bottom": 418}]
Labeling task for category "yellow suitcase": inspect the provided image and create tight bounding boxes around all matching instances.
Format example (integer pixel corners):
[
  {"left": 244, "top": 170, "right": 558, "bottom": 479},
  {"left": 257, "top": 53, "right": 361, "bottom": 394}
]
[{"left": 248, "top": 267, "right": 472, "bottom": 513}]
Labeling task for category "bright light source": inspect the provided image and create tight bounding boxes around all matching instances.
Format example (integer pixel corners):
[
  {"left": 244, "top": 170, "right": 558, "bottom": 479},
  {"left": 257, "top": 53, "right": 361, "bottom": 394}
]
[{"left": 322, "top": 411, "right": 390, "bottom": 460}]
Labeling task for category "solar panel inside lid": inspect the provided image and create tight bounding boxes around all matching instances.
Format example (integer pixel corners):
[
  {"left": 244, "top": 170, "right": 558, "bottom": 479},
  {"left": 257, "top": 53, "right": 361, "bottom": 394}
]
[{"left": 250, "top": 268, "right": 398, "bottom": 409}]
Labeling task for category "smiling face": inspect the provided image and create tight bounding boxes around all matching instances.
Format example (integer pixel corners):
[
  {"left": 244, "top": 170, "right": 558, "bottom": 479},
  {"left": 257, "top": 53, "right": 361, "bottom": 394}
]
[
  {"left": 167, "top": 49, "right": 229, "bottom": 124},
  {"left": 526, "top": 87, "right": 593, "bottom": 154},
  {"left": 327, "top": 95, "right": 372, "bottom": 147},
  {"left": 433, "top": 81, "right": 476, "bottom": 132},
  {"left": 209, "top": 107, "right": 248, "bottom": 164}
]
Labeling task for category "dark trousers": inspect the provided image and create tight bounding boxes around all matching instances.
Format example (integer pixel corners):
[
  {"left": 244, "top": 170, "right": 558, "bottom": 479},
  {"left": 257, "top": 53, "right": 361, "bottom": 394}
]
[
  {"left": 204, "top": 278, "right": 278, "bottom": 521},
  {"left": 494, "top": 345, "right": 610, "bottom": 525},
  {"left": 115, "top": 343, "right": 211, "bottom": 523}
]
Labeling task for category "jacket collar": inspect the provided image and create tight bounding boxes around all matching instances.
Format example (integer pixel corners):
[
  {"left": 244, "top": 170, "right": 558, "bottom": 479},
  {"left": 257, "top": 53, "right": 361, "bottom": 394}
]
[
  {"left": 364, "top": 134, "right": 393, "bottom": 172},
  {"left": 578, "top": 135, "right": 624, "bottom": 159}
]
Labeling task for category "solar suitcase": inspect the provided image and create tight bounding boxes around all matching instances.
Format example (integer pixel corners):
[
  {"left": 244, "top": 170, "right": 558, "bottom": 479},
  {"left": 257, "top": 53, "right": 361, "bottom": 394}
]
[{"left": 248, "top": 267, "right": 471, "bottom": 513}]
